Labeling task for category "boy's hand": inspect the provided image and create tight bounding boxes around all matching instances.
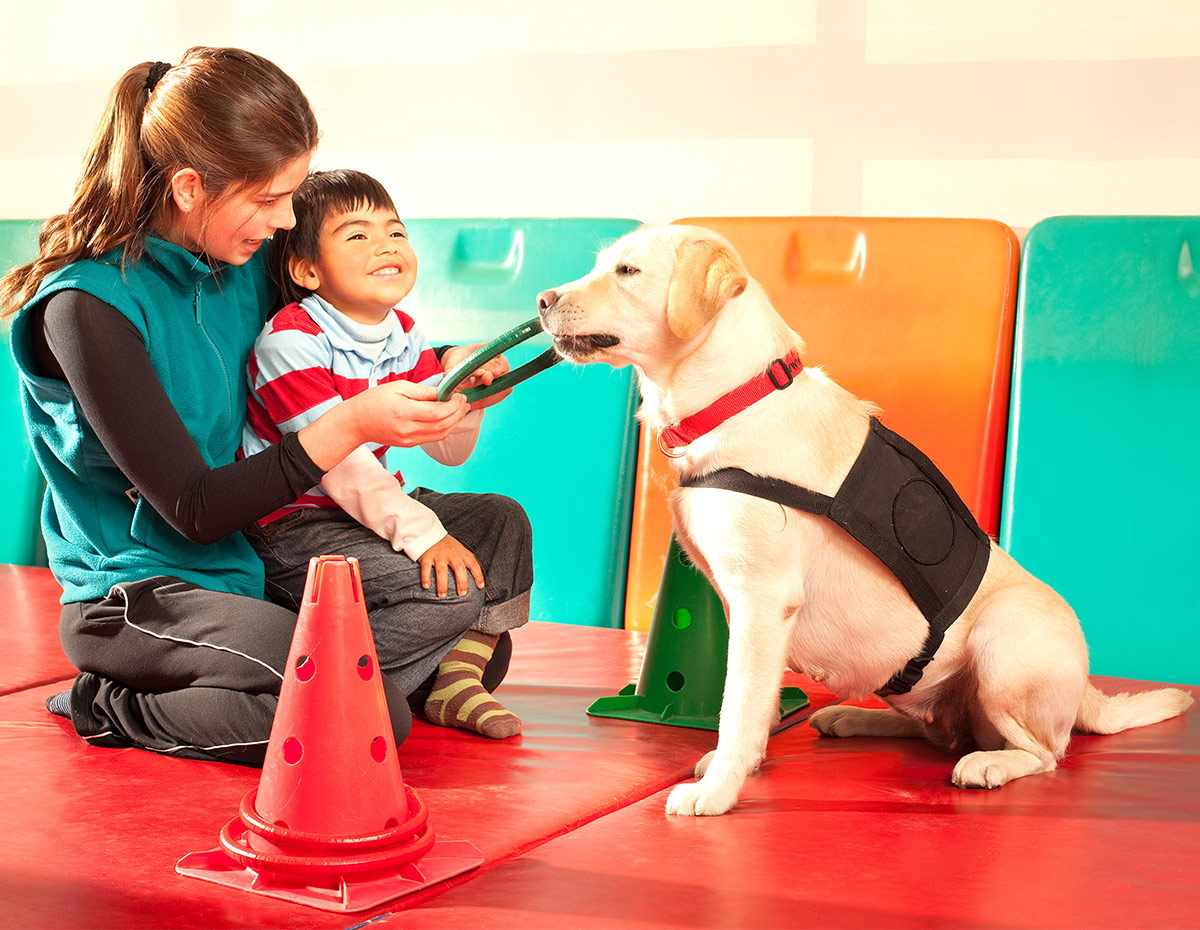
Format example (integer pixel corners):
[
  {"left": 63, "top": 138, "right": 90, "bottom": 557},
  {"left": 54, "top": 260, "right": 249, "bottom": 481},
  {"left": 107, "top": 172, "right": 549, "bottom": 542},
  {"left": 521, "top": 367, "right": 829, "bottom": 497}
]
[
  {"left": 418, "top": 533, "right": 485, "bottom": 597},
  {"left": 441, "top": 345, "right": 513, "bottom": 410}
]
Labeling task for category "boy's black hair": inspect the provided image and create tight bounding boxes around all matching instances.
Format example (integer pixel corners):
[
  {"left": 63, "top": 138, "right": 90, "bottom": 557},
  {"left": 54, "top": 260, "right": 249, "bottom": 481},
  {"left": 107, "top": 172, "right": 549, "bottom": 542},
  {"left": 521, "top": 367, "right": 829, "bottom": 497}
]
[{"left": 269, "top": 168, "right": 399, "bottom": 305}]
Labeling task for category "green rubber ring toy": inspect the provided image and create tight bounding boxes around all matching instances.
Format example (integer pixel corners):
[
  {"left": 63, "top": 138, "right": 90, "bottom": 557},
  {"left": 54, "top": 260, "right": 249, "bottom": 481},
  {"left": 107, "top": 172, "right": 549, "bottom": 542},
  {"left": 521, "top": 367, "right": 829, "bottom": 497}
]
[{"left": 435, "top": 317, "right": 562, "bottom": 403}]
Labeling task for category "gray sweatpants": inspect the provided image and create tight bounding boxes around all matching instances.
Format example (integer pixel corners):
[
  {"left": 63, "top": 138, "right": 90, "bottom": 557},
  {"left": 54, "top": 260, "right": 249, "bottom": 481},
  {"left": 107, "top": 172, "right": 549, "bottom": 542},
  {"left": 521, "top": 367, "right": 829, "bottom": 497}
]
[{"left": 60, "top": 577, "right": 413, "bottom": 767}]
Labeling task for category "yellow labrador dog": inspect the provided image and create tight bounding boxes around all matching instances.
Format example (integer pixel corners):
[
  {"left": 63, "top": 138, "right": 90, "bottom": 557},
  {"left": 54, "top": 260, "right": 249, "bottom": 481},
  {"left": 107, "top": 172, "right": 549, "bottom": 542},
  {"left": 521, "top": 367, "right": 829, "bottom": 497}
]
[{"left": 537, "top": 224, "right": 1193, "bottom": 817}]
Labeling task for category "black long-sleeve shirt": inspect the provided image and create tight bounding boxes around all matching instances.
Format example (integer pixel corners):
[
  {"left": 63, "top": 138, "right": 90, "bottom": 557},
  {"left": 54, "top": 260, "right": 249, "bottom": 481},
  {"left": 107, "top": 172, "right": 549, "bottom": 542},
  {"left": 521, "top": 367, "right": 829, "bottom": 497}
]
[{"left": 32, "top": 289, "right": 325, "bottom": 545}]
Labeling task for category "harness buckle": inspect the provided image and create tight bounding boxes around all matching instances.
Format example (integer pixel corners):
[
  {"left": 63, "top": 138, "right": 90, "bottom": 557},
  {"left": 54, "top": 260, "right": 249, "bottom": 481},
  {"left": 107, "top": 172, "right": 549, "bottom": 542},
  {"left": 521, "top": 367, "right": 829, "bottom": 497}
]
[{"left": 768, "top": 357, "right": 795, "bottom": 390}]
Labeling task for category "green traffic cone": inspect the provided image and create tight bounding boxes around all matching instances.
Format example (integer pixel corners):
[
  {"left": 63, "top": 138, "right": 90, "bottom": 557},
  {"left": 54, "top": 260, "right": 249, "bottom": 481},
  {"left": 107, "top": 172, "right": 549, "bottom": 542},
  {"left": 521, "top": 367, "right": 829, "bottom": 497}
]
[{"left": 588, "top": 537, "right": 807, "bottom": 730}]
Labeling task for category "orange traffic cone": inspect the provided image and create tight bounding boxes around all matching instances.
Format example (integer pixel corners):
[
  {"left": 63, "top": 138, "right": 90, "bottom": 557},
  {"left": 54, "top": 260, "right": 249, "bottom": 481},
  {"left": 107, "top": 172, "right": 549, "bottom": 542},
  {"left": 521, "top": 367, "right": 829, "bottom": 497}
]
[{"left": 176, "top": 555, "right": 483, "bottom": 912}]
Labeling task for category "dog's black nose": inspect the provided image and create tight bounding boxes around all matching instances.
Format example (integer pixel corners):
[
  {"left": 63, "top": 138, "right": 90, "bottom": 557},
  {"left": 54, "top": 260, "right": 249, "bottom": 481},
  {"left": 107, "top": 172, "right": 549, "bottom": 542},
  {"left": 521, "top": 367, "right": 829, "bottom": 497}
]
[{"left": 537, "top": 289, "right": 559, "bottom": 312}]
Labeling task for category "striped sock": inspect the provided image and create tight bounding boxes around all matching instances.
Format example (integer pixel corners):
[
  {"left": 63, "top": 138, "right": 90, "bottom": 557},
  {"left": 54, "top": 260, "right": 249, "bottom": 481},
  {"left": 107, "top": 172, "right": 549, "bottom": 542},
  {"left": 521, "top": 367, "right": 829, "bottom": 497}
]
[
  {"left": 424, "top": 631, "right": 522, "bottom": 739},
  {"left": 46, "top": 688, "right": 72, "bottom": 719}
]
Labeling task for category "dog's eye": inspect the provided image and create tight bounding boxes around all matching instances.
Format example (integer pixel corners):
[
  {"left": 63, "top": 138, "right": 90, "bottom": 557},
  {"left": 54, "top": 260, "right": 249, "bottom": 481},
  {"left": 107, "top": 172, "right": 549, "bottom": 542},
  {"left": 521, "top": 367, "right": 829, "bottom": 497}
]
[{"left": 616, "top": 263, "right": 640, "bottom": 277}]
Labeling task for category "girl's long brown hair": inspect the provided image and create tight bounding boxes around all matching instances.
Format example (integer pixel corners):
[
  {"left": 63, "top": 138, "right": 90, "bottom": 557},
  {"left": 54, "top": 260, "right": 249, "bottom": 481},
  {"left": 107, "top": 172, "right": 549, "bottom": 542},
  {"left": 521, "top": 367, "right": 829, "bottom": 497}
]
[{"left": 0, "top": 47, "right": 319, "bottom": 317}]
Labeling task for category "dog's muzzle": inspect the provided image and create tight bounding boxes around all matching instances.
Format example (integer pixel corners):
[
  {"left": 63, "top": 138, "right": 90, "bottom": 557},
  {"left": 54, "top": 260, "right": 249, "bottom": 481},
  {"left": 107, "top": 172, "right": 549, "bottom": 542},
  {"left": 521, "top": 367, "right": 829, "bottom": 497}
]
[
  {"left": 551, "top": 333, "right": 620, "bottom": 357},
  {"left": 536, "top": 288, "right": 620, "bottom": 357}
]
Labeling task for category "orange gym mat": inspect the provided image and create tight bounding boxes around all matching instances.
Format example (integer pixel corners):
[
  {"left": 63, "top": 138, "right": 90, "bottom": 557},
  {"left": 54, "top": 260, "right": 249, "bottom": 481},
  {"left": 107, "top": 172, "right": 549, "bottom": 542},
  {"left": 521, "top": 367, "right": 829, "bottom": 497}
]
[{"left": 624, "top": 217, "right": 1019, "bottom": 630}]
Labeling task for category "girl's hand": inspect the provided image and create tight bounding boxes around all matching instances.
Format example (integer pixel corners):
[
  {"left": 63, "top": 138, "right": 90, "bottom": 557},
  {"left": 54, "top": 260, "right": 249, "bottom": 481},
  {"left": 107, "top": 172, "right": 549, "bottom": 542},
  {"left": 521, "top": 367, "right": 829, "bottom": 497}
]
[
  {"left": 418, "top": 533, "right": 485, "bottom": 597},
  {"left": 360, "top": 381, "right": 469, "bottom": 446},
  {"left": 297, "top": 379, "right": 468, "bottom": 471}
]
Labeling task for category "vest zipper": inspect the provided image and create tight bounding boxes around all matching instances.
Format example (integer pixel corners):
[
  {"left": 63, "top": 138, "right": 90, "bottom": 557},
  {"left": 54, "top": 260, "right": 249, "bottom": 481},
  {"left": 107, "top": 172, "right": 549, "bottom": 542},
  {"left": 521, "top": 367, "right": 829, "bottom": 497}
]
[{"left": 194, "top": 279, "right": 235, "bottom": 434}]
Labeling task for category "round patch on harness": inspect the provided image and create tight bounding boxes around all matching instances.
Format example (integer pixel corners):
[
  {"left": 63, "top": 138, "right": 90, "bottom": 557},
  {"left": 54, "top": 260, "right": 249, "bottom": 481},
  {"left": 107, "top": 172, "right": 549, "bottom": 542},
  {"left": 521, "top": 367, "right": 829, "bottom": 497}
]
[{"left": 891, "top": 478, "right": 955, "bottom": 565}]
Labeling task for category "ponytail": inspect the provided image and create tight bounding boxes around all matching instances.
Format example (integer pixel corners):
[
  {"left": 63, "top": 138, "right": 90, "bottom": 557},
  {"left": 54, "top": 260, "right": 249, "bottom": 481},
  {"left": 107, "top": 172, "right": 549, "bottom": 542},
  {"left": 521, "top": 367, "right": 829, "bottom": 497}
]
[{"left": 1, "top": 48, "right": 318, "bottom": 316}]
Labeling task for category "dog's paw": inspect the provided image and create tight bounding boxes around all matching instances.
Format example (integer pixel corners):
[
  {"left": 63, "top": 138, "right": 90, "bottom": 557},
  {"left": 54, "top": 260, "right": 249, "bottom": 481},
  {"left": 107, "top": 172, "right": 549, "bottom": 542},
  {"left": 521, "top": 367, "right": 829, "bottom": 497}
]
[
  {"left": 810, "top": 705, "right": 927, "bottom": 739},
  {"left": 952, "top": 749, "right": 1053, "bottom": 789},
  {"left": 693, "top": 750, "right": 716, "bottom": 778},
  {"left": 665, "top": 775, "right": 740, "bottom": 817},
  {"left": 951, "top": 754, "right": 1008, "bottom": 789},
  {"left": 809, "top": 705, "right": 858, "bottom": 737}
]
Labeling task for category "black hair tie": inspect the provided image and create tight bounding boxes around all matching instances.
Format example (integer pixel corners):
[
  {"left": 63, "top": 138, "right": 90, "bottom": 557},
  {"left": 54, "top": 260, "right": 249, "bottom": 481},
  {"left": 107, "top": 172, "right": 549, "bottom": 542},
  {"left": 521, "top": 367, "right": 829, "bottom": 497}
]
[{"left": 146, "top": 61, "right": 172, "bottom": 92}]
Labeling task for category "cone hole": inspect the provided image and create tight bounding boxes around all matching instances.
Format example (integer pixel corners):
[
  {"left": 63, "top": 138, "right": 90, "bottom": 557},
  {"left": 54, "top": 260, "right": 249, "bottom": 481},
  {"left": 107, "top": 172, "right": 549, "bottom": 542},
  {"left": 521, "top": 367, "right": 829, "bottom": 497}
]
[
  {"left": 667, "top": 671, "right": 685, "bottom": 692},
  {"left": 295, "top": 655, "right": 315, "bottom": 682},
  {"left": 672, "top": 608, "right": 692, "bottom": 630},
  {"left": 677, "top": 548, "right": 693, "bottom": 566},
  {"left": 357, "top": 654, "right": 373, "bottom": 680},
  {"left": 283, "top": 737, "right": 303, "bottom": 764},
  {"left": 370, "top": 736, "right": 387, "bottom": 762},
  {"left": 384, "top": 817, "right": 399, "bottom": 829}
]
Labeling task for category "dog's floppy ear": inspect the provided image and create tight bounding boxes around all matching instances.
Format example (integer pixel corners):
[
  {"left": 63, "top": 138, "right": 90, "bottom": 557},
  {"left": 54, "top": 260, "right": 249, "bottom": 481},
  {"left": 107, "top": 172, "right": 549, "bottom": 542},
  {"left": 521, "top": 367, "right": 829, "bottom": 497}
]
[{"left": 666, "top": 236, "right": 749, "bottom": 339}]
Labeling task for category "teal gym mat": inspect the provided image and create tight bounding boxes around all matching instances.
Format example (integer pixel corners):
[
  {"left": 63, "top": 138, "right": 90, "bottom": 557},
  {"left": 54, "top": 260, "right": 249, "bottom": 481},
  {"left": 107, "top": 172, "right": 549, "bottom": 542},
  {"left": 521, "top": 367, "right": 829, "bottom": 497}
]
[
  {"left": 1000, "top": 216, "right": 1200, "bottom": 685},
  {"left": 1, "top": 220, "right": 47, "bottom": 566},
  {"left": 393, "top": 218, "right": 643, "bottom": 628}
]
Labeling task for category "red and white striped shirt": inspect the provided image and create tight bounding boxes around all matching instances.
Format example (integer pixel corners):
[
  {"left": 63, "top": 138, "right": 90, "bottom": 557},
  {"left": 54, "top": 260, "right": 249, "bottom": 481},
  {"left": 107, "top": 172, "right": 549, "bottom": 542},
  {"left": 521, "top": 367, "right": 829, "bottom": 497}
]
[{"left": 242, "top": 294, "right": 445, "bottom": 526}]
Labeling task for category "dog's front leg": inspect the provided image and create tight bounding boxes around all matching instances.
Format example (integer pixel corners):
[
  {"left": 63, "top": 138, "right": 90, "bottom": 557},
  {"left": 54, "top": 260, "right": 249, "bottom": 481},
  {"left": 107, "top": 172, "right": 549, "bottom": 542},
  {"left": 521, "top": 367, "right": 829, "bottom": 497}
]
[{"left": 666, "top": 597, "right": 793, "bottom": 816}]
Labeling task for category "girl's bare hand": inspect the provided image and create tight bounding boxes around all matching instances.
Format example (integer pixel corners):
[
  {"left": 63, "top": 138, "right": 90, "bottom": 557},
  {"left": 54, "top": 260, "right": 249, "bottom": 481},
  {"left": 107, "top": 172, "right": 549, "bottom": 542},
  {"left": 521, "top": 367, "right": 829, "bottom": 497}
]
[
  {"left": 297, "top": 382, "right": 468, "bottom": 470},
  {"left": 355, "top": 381, "right": 469, "bottom": 447}
]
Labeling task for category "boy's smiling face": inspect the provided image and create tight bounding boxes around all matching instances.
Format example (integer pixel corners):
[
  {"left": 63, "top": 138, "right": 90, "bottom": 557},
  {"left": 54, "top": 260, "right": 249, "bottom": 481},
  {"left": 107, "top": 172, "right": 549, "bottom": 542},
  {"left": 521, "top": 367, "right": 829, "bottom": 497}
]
[{"left": 289, "top": 204, "right": 418, "bottom": 325}]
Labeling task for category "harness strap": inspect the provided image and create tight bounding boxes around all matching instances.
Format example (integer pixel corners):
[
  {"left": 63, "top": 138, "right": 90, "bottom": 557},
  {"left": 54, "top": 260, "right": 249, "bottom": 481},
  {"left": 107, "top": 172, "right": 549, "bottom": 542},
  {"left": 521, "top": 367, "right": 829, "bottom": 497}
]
[
  {"left": 681, "top": 468, "right": 835, "bottom": 517},
  {"left": 679, "top": 417, "right": 991, "bottom": 697}
]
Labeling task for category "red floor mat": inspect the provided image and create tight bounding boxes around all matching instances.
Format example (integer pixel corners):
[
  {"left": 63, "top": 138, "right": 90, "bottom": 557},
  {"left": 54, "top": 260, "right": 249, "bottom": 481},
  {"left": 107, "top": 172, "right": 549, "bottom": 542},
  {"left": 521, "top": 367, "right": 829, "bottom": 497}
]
[
  {"left": 392, "top": 677, "right": 1200, "bottom": 930},
  {"left": 0, "top": 565, "right": 74, "bottom": 695},
  {"left": 10, "top": 577, "right": 1190, "bottom": 930},
  {"left": 0, "top": 681, "right": 708, "bottom": 928},
  {"left": 0, "top": 622, "right": 832, "bottom": 929}
]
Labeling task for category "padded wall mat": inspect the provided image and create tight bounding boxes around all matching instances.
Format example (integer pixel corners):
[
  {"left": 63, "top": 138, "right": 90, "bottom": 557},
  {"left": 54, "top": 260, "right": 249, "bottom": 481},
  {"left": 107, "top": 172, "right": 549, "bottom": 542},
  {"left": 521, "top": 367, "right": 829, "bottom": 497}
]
[
  {"left": 1001, "top": 216, "right": 1200, "bottom": 685},
  {"left": 0, "top": 221, "right": 45, "bottom": 567},
  {"left": 625, "top": 217, "right": 1019, "bottom": 630},
  {"left": 395, "top": 218, "right": 643, "bottom": 629}
]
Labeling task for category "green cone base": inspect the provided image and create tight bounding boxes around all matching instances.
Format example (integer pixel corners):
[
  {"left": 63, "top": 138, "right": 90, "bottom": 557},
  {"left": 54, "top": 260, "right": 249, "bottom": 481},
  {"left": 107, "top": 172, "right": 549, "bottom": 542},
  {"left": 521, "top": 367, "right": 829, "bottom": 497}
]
[
  {"left": 587, "top": 684, "right": 808, "bottom": 731},
  {"left": 588, "top": 537, "right": 808, "bottom": 731}
]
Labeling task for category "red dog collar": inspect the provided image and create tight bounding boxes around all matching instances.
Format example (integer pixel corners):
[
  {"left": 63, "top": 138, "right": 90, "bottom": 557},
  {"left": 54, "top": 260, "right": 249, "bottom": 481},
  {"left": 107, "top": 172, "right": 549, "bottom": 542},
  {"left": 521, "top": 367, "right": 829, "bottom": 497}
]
[{"left": 658, "top": 350, "right": 804, "bottom": 457}]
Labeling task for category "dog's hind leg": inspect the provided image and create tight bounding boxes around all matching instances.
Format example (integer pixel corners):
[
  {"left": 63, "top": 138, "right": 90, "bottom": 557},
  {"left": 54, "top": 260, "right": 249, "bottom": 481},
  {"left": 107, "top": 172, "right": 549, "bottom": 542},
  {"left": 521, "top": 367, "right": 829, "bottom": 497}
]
[
  {"left": 666, "top": 594, "right": 794, "bottom": 817},
  {"left": 950, "top": 725, "right": 1060, "bottom": 788},
  {"left": 810, "top": 705, "right": 927, "bottom": 739},
  {"left": 950, "top": 584, "right": 1083, "bottom": 789}
]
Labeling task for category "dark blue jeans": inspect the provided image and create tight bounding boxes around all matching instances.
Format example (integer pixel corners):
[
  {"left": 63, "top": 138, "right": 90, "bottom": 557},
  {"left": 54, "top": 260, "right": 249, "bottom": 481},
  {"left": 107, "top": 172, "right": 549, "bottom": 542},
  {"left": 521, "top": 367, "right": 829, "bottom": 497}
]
[{"left": 243, "top": 488, "right": 533, "bottom": 695}]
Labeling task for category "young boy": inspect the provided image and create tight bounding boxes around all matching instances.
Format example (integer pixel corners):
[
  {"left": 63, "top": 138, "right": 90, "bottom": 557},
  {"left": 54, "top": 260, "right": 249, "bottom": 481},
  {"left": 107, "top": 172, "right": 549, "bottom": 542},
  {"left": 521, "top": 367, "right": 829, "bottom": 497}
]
[{"left": 241, "top": 169, "right": 531, "bottom": 739}]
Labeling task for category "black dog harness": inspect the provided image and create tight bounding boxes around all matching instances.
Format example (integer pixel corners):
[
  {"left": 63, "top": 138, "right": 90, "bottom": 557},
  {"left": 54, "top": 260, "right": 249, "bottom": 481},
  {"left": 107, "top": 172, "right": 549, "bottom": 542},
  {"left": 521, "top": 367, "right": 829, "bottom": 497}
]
[{"left": 680, "top": 417, "right": 991, "bottom": 696}]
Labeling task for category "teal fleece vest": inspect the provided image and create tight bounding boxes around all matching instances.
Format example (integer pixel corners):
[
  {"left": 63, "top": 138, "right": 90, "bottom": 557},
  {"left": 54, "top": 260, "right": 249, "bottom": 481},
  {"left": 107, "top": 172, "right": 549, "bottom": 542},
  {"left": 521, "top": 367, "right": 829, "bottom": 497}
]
[{"left": 10, "top": 237, "right": 276, "bottom": 603}]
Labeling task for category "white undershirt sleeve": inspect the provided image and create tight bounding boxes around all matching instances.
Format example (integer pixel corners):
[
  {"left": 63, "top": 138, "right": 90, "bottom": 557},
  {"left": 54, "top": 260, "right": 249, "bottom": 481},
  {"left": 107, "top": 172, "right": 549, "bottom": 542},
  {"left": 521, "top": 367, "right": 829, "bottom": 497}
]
[
  {"left": 320, "top": 445, "right": 448, "bottom": 560},
  {"left": 420, "top": 408, "right": 483, "bottom": 466}
]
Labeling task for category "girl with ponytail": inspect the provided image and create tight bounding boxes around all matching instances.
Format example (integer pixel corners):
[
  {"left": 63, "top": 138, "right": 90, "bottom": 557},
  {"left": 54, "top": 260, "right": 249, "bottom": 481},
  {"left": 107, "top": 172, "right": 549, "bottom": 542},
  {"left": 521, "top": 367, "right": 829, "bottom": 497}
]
[
  {"left": 2, "top": 48, "right": 511, "bottom": 765},
  {"left": 3, "top": 49, "right": 322, "bottom": 312}
]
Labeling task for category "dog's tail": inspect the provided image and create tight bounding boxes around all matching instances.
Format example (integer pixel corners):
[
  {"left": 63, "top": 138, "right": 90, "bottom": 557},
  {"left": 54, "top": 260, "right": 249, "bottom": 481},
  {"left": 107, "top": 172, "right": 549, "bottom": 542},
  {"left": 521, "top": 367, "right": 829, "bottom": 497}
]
[{"left": 1075, "top": 681, "right": 1194, "bottom": 735}]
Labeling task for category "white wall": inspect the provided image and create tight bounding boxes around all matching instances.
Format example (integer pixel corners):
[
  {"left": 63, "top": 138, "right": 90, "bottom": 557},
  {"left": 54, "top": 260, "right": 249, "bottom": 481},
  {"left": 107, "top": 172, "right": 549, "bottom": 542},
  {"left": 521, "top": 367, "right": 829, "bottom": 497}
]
[{"left": 3, "top": 0, "right": 1199, "bottom": 232}]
